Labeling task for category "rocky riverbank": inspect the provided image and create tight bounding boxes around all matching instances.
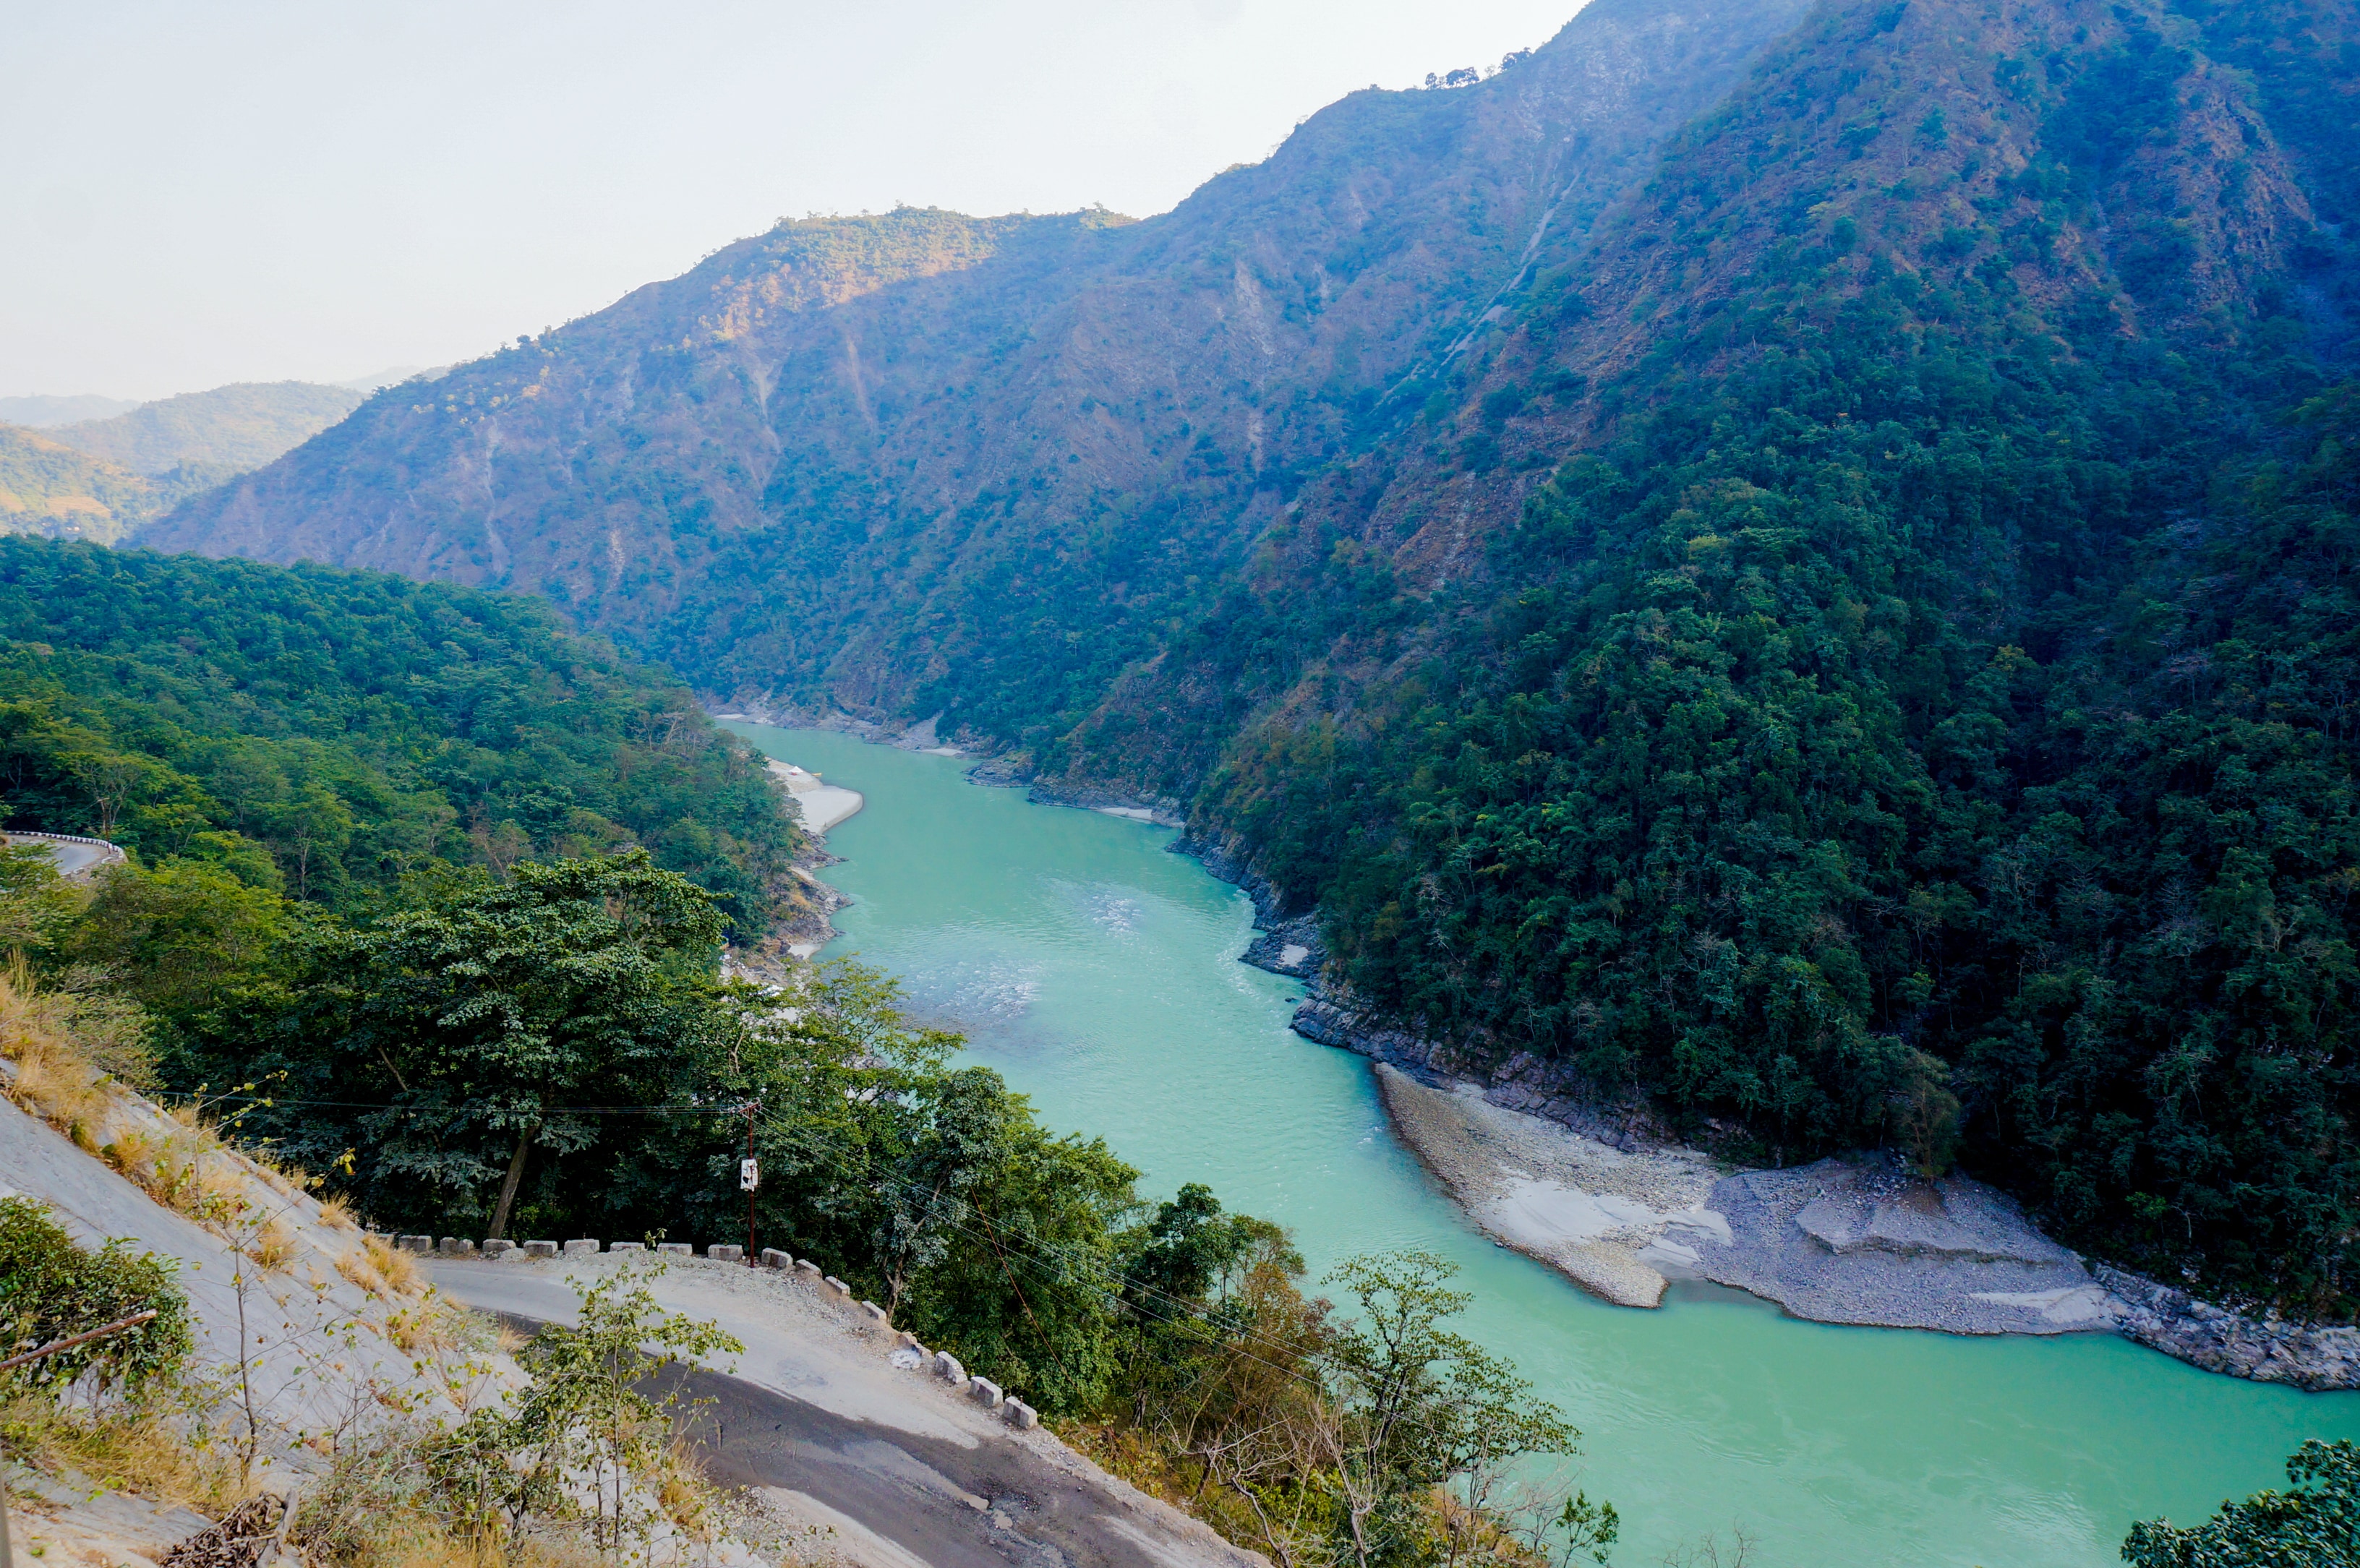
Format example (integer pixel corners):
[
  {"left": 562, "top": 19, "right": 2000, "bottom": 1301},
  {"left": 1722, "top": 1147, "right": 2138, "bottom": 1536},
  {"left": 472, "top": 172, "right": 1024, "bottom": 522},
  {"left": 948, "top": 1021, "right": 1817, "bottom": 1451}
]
[
  {"left": 1179, "top": 839, "right": 2360, "bottom": 1390},
  {"left": 1300, "top": 992, "right": 2360, "bottom": 1388}
]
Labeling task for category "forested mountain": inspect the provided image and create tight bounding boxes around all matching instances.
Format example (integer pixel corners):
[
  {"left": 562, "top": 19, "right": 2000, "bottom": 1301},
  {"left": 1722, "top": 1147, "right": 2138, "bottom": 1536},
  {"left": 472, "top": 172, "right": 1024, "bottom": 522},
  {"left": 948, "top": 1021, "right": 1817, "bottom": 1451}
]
[
  {"left": 140, "top": 0, "right": 1814, "bottom": 706},
  {"left": 0, "top": 538, "right": 803, "bottom": 930},
  {"left": 143, "top": 0, "right": 2360, "bottom": 1311},
  {"left": 48, "top": 380, "right": 365, "bottom": 476}
]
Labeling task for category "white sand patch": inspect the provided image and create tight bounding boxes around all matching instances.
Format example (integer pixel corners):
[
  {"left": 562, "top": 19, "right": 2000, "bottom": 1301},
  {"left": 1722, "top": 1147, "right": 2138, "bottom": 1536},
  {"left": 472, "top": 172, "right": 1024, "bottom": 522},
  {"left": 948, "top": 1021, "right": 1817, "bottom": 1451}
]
[
  {"left": 1970, "top": 1285, "right": 2116, "bottom": 1325},
  {"left": 1372, "top": 1065, "right": 1728, "bottom": 1309},
  {"left": 768, "top": 760, "right": 865, "bottom": 833},
  {"left": 1093, "top": 805, "right": 1158, "bottom": 821},
  {"left": 1278, "top": 943, "right": 1311, "bottom": 967}
]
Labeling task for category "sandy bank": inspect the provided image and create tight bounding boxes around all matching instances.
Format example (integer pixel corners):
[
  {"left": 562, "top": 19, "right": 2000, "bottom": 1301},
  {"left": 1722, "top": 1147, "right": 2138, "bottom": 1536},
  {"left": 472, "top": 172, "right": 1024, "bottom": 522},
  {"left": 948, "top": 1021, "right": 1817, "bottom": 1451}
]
[
  {"left": 1375, "top": 1066, "right": 1723, "bottom": 1306},
  {"left": 767, "top": 758, "right": 865, "bottom": 834}
]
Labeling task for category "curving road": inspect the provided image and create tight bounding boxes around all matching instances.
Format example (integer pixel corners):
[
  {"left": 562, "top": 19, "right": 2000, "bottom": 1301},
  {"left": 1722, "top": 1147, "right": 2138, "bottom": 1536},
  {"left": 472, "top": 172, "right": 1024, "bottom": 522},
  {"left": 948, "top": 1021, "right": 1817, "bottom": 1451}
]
[{"left": 429, "top": 1256, "right": 1262, "bottom": 1568}]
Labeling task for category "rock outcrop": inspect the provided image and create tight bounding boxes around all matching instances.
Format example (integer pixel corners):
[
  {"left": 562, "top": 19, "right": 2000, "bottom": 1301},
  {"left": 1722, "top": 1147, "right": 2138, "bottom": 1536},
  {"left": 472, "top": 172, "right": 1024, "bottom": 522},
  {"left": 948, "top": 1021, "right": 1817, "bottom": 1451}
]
[{"left": 2098, "top": 1266, "right": 2360, "bottom": 1392}]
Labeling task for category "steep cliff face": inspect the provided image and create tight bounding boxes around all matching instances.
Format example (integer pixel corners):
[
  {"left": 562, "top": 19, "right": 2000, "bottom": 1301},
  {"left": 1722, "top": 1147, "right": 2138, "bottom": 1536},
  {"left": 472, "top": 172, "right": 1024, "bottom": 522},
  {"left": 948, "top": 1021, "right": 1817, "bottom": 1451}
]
[{"left": 142, "top": 0, "right": 1816, "bottom": 729}]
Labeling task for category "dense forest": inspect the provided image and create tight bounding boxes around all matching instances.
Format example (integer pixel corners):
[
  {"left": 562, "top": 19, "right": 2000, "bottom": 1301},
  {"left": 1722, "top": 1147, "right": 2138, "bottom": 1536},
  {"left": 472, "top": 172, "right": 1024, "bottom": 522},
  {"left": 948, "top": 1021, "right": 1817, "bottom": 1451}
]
[
  {"left": 0, "top": 539, "right": 803, "bottom": 930},
  {"left": 1190, "top": 0, "right": 2360, "bottom": 1313}
]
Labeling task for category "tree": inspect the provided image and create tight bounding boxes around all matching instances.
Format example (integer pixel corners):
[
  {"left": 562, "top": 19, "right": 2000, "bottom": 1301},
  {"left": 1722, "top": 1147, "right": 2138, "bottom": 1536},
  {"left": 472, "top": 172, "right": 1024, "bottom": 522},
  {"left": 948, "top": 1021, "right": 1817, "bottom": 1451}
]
[
  {"left": 1317, "top": 1251, "right": 1603, "bottom": 1568},
  {"left": 2123, "top": 1440, "right": 2359, "bottom": 1567},
  {"left": 868, "top": 1066, "right": 1017, "bottom": 1316},
  {"left": 67, "top": 860, "right": 295, "bottom": 1037},
  {"left": 324, "top": 849, "right": 725, "bottom": 1236}
]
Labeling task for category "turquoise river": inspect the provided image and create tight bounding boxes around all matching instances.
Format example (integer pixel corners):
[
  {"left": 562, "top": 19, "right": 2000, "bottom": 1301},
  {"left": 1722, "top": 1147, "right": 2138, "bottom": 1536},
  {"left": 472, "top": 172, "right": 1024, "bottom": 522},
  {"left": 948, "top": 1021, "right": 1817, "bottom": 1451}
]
[{"left": 725, "top": 722, "right": 2360, "bottom": 1567}]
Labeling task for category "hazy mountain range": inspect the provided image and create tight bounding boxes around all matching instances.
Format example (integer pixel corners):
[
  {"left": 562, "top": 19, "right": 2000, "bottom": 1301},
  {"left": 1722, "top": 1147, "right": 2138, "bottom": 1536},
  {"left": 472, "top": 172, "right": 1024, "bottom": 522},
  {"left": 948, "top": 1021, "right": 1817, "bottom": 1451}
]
[{"left": 0, "top": 380, "right": 384, "bottom": 541}]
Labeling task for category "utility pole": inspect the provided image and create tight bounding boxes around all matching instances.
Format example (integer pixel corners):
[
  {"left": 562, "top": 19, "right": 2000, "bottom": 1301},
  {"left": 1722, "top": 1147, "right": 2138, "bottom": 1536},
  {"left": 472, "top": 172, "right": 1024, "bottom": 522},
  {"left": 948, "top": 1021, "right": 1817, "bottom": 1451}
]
[{"left": 739, "top": 1101, "right": 759, "bottom": 1266}]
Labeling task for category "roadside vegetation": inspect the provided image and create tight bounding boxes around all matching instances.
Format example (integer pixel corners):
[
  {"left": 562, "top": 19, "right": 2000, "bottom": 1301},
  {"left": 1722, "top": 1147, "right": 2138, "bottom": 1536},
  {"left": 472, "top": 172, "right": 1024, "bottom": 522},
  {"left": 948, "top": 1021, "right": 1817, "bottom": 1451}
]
[{"left": 0, "top": 823, "right": 1616, "bottom": 1566}]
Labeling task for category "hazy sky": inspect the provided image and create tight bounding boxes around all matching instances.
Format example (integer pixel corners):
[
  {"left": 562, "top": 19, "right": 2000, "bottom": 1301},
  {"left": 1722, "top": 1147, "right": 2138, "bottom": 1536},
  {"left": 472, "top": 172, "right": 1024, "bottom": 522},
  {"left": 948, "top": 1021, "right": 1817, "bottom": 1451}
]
[{"left": 4, "top": 0, "right": 1583, "bottom": 400}]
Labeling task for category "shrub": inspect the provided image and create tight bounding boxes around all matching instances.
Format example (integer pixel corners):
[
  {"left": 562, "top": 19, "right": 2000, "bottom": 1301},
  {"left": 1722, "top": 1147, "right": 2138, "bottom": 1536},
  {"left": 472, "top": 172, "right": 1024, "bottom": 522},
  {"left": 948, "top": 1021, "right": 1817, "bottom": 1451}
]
[{"left": 0, "top": 1194, "right": 192, "bottom": 1395}]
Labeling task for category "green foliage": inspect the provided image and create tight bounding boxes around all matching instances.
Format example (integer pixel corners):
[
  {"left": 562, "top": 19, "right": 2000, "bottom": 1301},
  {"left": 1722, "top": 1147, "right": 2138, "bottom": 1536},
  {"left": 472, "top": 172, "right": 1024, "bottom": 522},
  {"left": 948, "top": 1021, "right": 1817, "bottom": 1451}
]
[
  {"left": 1196, "top": 0, "right": 2360, "bottom": 1315},
  {"left": 2123, "top": 1439, "right": 2360, "bottom": 1567},
  {"left": 1321, "top": 1251, "right": 1588, "bottom": 1568},
  {"left": 0, "top": 1194, "right": 193, "bottom": 1395},
  {"left": 0, "top": 537, "right": 802, "bottom": 932},
  {"left": 283, "top": 851, "right": 727, "bottom": 1233}
]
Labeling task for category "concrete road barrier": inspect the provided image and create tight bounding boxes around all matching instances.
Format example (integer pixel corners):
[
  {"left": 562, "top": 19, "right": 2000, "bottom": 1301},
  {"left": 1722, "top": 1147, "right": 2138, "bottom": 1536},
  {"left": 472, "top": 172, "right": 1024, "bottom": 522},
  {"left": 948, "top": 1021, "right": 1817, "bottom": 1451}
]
[
  {"left": 1004, "top": 1399, "right": 1038, "bottom": 1429},
  {"left": 969, "top": 1377, "right": 1004, "bottom": 1409},
  {"left": 522, "top": 1241, "right": 557, "bottom": 1258},
  {"left": 563, "top": 1239, "right": 599, "bottom": 1256}
]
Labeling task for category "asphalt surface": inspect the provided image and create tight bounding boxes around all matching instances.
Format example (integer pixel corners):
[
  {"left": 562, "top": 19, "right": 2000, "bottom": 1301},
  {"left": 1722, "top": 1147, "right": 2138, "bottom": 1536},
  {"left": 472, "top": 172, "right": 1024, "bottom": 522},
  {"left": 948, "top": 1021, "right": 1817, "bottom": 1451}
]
[
  {"left": 435, "top": 1261, "right": 1247, "bottom": 1568},
  {"left": 663, "top": 1361, "right": 1175, "bottom": 1568}
]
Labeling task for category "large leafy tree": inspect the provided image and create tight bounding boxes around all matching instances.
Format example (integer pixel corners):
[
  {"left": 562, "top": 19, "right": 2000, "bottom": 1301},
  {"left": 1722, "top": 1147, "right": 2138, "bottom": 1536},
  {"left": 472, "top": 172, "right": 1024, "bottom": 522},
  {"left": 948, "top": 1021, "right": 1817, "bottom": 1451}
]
[{"left": 319, "top": 849, "right": 725, "bottom": 1235}]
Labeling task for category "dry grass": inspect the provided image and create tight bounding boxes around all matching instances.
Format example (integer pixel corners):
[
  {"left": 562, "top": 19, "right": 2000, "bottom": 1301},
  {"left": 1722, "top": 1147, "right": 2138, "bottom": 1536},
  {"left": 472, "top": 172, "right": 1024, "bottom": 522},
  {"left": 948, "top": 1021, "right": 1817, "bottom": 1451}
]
[
  {"left": 247, "top": 1217, "right": 298, "bottom": 1270},
  {"left": 5, "top": 1031, "right": 109, "bottom": 1126},
  {"left": 337, "top": 1245, "right": 391, "bottom": 1296},
  {"left": 344, "top": 1234, "right": 424, "bottom": 1298},
  {"left": 654, "top": 1437, "right": 722, "bottom": 1537},
  {"left": 0, "top": 1395, "right": 249, "bottom": 1517},
  {"left": 319, "top": 1193, "right": 359, "bottom": 1230},
  {"left": 384, "top": 1303, "right": 458, "bottom": 1355}
]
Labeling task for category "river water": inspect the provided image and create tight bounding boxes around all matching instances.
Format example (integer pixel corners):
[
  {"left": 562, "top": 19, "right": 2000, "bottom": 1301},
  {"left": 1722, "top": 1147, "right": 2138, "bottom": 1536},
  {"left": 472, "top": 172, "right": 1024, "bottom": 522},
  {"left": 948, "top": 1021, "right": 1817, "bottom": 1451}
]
[{"left": 724, "top": 722, "right": 2360, "bottom": 1566}]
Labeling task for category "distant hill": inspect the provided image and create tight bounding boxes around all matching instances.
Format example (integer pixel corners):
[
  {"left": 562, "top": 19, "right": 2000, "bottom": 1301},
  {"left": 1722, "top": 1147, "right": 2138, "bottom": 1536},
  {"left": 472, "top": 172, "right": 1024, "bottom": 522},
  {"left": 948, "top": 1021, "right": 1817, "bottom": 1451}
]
[
  {"left": 0, "top": 394, "right": 139, "bottom": 428},
  {"left": 48, "top": 380, "right": 364, "bottom": 476},
  {"left": 335, "top": 364, "right": 442, "bottom": 391},
  {"left": 0, "top": 424, "right": 213, "bottom": 544}
]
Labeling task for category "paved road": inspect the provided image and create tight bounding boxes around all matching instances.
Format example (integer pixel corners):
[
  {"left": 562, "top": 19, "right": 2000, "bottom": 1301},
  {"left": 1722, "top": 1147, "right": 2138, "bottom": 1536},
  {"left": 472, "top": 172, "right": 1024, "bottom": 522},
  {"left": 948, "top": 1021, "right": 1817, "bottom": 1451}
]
[
  {"left": 4, "top": 834, "right": 121, "bottom": 877},
  {"left": 665, "top": 1363, "right": 1176, "bottom": 1568},
  {"left": 434, "top": 1261, "right": 1242, "bottom": 1568}
]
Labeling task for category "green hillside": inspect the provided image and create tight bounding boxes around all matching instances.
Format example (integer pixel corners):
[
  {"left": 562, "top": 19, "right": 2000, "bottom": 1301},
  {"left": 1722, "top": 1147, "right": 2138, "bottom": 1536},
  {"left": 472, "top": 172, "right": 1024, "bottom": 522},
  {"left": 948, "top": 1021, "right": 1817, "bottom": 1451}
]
[
  {"left": 0, "top": 537, "right": 804, "bottom": 930},
  {"left": 50, "top": 380, "right": 364, "bottom": 475},
  {"left": 0, "top": 424, "right": 208, "bottom": 544},
  {"left": 1181, "top": 0, "right": 2360, "bottom": 1311}
]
